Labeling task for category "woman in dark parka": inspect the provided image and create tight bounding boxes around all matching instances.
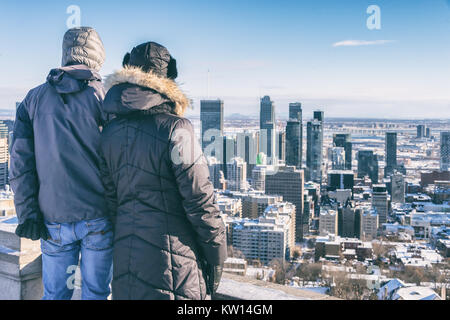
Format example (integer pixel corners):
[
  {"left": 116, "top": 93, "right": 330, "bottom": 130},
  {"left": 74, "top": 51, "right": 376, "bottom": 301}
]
[{"left": 99, "top": 42, "right": 227, "bottom": 300}]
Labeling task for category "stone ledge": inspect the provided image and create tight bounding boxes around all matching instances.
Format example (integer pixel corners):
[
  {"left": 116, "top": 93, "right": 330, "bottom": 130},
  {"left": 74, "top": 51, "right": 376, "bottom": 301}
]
[{"left": 215, "top": 272, "right": 339, "bottom": 300}]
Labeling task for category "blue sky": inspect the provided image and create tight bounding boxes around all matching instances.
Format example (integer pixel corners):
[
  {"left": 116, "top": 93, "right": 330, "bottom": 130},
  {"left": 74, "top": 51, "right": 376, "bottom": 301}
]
[{"left": 0, "top": 0, "right": 449, "bottom": 119}]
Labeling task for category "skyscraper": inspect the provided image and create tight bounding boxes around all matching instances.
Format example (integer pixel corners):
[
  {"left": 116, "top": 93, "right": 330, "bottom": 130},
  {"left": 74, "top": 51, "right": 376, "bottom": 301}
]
[
  {"left": 306, "top": 111, "right": 324, "bottom": 183},
  {"left": 417, "top": 125, "right": 426, "bottom": 138},
  {"left": 372, "top": 184, "right": 388, "bottom": 227},
  {"left": 226, "top": 157, "right": 248, "bottom": 191},
  {"left": 357, "top": 150, "right": 379, "bottom": 184},
  {"left": 236, "top": 131, "right": 259, "bottom": 173},
  {"left": 327, "top": 170, "right": 354, "bottom": 191},
  {"left": 338, "top": 206, "right": 360, "bottom": 238},
  {"left": 200, "top": 99, "right": 224, "bottom": 153},
  {"left": 277, "top": 130, "right": 286, "bottom": 162},
  {"left": 222, "top": 135, "right": 236, "bottom": 178},
  {"left": 285, "top": 103, "right": 303, "bottom": 169},
  {"left": 0, "top": 121, "right": 9, "bottom": 189},
  {"left": 333, "top": 133, "right": 352, "bottom": 170},
  {"left": 265, "top": 166, "right": 304, "bottom": 240},
  {"left": 259, "top": 96, "right": 276, "bottom": 163},
  {"left": 331, "top": 147, "right": 346, "bottom": 170},
  {"left": 441, "top": 132, "right": 450, "bottom": 172},
  {"left": 385, "top": 132, "right": 397, "bottom": 177},
  {"left": 289, "top": 102, "right": 302, "bottom": 122},
  {"left": 286, "top": 120, "right": 302, "bottom": 168},
  {"left": 313, "top": 111, "right": 324, "bottom": 122}
]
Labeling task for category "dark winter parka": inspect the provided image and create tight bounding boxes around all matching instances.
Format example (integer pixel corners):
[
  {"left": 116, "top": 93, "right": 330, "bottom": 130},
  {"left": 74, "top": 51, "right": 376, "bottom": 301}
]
[
  {"left": 100, "top": 66, "right": 227, "bottom": 300},
  {"left": 10, "top": 27, "right": 108, "bottom": 225},
  {"left": 10, "top": 65, "right": 107, "bottom": 224}
]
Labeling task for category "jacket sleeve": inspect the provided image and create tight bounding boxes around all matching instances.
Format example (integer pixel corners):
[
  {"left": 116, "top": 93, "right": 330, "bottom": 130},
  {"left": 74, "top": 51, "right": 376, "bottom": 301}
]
[
  {"left": 9, "top": 97, "right": 41, "bottom": 224},
  {"left": 99, "top": 144, "right": 118, "bottom": 224},
  {"left": 169, "top": 118, "right": 227, "bottom": 266}
]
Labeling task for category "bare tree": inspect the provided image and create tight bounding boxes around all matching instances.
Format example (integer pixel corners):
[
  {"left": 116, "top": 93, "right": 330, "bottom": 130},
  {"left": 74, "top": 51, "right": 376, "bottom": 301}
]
[
  {"left": 227, "top": 245, "right": 245, "bottom": 259},
  {"left": 269, "top": 258, "right": 292, "bottom": 285}
]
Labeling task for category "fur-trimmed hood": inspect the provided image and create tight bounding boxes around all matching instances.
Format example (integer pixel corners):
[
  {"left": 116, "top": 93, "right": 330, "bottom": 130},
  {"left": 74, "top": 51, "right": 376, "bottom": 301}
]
[{"left": 103, "top": 66, "right": 190, "bottom": 116}]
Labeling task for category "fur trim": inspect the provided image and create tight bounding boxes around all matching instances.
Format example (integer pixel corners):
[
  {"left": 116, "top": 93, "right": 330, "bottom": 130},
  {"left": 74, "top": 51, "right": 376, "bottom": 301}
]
[{"left": 104, "top": 66, "right": 190, "bottom": 116}]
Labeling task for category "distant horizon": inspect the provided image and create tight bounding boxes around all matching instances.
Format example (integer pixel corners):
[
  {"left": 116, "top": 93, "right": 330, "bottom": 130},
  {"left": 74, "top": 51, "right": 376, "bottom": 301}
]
[{"left": 1, "top": 108, "right": 449, "bottom": 122}]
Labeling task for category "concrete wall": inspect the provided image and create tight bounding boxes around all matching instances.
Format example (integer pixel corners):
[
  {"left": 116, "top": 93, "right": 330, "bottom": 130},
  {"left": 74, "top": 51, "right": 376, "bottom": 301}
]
[{"left": 0, "top": 217, "right": 43, "bottom": 300}]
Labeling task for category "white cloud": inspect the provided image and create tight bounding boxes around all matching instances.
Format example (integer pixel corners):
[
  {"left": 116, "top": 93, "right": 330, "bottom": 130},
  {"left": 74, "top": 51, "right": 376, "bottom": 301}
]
[{"left": 332, "top": 40, "right": 396, "bottom": 47}]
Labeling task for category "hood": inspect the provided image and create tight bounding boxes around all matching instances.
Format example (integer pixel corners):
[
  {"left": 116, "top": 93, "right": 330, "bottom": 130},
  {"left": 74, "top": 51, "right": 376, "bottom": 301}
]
[
  {"left": 47, "top": 64, "right": 102, "bottom": 94},
  {"left": 103, "top": 66, "right": 190, "bottom": 116},
  {"left": 62, "top": 27, "right": 105, "bottom": 71}
]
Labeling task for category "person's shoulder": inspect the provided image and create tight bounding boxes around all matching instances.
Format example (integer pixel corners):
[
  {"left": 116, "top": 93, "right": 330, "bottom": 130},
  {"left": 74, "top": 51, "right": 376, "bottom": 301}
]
[
  {"left": 26, "top": 82, "right": 51, "bottom": 99},
  {"left": 18, "top": 82, "right": 51, "bottom": 113}
]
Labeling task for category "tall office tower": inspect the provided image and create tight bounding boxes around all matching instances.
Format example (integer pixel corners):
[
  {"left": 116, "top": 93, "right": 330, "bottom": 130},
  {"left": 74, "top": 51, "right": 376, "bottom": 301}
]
[
  {"left": 327, "top": 170, "right": 354, "bottom": 191},
  {"left": 289, "top": 102, "right": 303, "bottom": 163},
  {"left": 338, "top": 206, "right": 359, "bottom": 238},
  {"left": 306, "top": 112, "right": 323, "bottom": 183},
  {"left": 222, "top": 135, "right": 236, "bottom": 178},
  {"left": 236, "top": 131, "right": 259, "bottom": 173},
  {"left": 417, "top": 125, "right": 426, "bottom": 138},
  {"left": 331, "top": 147, "right": 346, "bottom": 170},
  {"left": 385, "top": 132, "right": 397, "bottom": 177},
  {"left": 333, "top": 133, "right": 352, "bottom": 170},
  {"left": 286, "top": 120, "right": 302, "bottom": 168},
  {"left": 426, "top": 127, "right": 431, "bottom": 138},
  {"left": 259, "top": 96, "right": 276, "bottom": 163},
  {"left": 313, "top": 111, "right": 324, "bottom": 122},
  {"left": 391, "top": 172, "right": 405, "bottom": 203},
  {"left": 0, "top": 121, "right": 8, "bottom": 189},
  {"left": 207, "top": 156, "right": 220, "bottom": 188},
  {"left": 277, "top": 130, "right": 286, "bottom": 162},
  {"left": 372, "top": 184, "right": 388, "bottom": 227},
  {"left": 357, "top": 150, "right": 379, "bottom": 184},
  {"left": 265, "top": 166, "right": 304, "bottom": 240},
  {"left": 200, "top": 99, "right": 224, "bottom": 153},
  {"left": 441, "top": 132, "right": 450, "bottom": 171},
  {"left": 226, "top": 157, "right": 247, "bottom": 191},
  {"left": 289, "top": 102, "right": 302, "bottom": 121}
]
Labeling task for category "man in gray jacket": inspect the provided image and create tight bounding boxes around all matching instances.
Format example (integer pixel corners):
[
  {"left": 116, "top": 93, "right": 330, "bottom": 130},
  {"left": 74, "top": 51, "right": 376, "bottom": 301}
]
[{"left": 10, "top": 27, "right": 113, "bottom": 300}]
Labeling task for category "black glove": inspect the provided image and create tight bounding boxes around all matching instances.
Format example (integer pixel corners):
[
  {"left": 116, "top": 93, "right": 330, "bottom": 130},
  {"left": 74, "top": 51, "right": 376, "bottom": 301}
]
[
  {"left": 15, "top": 218, "right": 50, "bottom": 241},
  {"left": 205, "top": 263, "right": 223, "bottom": 296}
]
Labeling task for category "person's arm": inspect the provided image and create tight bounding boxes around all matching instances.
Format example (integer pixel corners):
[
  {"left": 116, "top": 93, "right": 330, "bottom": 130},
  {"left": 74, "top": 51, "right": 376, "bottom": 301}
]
[
  {"left": 99, "top": 146, "right": 118, "bottom": 224},
  {"left": 168, "top": 118, "right": 227, "bottom": 271},
  {"left": 9, "top": 97, "right": 48, "bottom": 240}
]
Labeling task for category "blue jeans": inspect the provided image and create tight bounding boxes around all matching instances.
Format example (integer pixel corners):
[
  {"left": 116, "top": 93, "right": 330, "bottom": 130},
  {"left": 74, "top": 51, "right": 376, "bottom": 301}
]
[{"left": 40, "top": 217, "right": 113, "bottom": 300}]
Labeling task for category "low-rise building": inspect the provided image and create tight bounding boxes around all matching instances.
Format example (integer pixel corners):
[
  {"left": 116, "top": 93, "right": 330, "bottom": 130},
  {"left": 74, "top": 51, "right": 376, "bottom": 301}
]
[{"left": 231, "top": 203, "right": 295, "bottom": 264}]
